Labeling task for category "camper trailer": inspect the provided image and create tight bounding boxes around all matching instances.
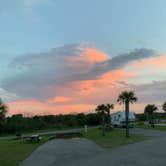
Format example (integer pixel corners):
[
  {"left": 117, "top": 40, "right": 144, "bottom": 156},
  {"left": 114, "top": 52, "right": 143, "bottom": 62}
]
[{"left": 111, "top": 111, "right": 135, "bottom": 128}]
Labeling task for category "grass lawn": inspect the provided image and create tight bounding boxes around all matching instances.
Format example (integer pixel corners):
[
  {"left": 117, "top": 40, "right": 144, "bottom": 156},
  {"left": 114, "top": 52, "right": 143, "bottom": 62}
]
[
  {"left": 0, "top": 135, "right": 52, "bottom": 166},
  {"left": 83, "top": 128, "right": 148, "bottom": 149},
  {"left": 0, "top": 126, "right": 81, "bottom": 137},
  {"left": 136, "top": 123, "right": 166, "bottom": 131}
]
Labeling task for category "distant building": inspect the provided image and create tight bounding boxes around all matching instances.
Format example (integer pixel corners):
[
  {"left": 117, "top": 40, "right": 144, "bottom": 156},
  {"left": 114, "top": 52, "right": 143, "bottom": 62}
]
[{"left": 111, "top": 111, "right": 135, "bottom": 128}]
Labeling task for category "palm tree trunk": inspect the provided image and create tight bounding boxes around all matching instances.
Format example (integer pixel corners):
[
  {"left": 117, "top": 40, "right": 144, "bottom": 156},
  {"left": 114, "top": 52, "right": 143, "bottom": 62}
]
[
  {"left": 152, "top": 114, "right": 155, "bottom": 128},
  {"left": 108, "top": 111, "right": 111, "bottom": 129},
  {"left": 102, "top": 113, "right": 105, "bottom": 136},
  {"left": 125, "top": 101, "right": 129, "bottom": 137},
  {"left": 107, "top": 110, "right": 111, "bottom": 130}
]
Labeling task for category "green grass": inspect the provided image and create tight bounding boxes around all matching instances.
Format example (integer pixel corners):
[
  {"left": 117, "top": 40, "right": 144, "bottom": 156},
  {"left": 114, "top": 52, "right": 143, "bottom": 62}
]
[
  {"left": 136, "top": 123, "right": 166, "bottom": 131},
  {"left": 0, "top": 126, "right": 81, "bottom": 137},
  {"left": 0, "top": 135, "right": 52, "bottom": 166},
  {"left": 83, "top": 128, "right": 148, "bottom": 149}
]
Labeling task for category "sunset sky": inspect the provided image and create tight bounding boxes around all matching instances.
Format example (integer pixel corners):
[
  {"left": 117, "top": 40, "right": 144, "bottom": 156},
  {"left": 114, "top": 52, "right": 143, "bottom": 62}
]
[{"left": 1, "top": 0, "right": 166, "bottom": 116}]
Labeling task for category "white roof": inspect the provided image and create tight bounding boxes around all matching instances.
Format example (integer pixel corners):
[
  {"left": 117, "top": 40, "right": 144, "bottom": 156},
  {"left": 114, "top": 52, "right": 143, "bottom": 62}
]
[
  {"left": 111, "top": 111, "right": 135, "bottom": 116},
  {"left": 111, "top": 111, "right": 123, "bottom": 115}
]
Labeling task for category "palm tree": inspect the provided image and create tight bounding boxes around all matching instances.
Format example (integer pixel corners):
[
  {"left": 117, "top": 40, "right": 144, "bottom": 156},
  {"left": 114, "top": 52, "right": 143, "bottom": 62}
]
[
  {"left": 117, "top": 91, "right": 137, "bottom": 137},
  {"left": 0, "top": 98, "right": 8, "bottom": 130},
  {"left": 162, "top": 102, "right": 166, "bottom": 115},
  {"left": 105, "top": 104, "right": 114, "bottom": 128},
  {"left": 95, "top": 104, "right": 107, "bottom": 136},
  {"left": 144, "top": 104, "right": 158, "bottom": 128}
]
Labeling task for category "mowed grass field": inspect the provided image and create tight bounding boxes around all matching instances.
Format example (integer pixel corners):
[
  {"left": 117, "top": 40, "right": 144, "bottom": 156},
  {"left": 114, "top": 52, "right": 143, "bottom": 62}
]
[
  {"left": 0, "top": 135, "right": 51, "bottom": 166},
  {"left": 83, "top": 128, "right": 147, "bottom": 148}
]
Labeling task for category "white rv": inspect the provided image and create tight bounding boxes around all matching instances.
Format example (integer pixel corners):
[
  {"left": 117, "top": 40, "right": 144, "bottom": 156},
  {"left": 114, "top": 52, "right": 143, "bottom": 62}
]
[{"left": 111, "top": 111, "right": 135, "bottom": 128}]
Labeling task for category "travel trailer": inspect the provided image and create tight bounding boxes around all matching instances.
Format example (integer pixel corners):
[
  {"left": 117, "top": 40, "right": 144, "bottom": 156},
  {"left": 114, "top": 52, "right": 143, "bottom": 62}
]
[{"left": 111, "top": 111, "right": 135, "bottom": 128}]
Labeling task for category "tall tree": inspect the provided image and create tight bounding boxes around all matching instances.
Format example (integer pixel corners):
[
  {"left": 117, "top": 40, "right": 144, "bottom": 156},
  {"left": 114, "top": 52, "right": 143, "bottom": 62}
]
[
  {"left": 0, "top": 98, "right": 8, "bottom": 131},
  {"left": 105, "top": 104, "right": 114, "bottom": 128},
  {"left": 144, "top": 104, "right": 158, "bottom": 128},
  {"left": 117, "top": 91, "right": 137, "bottom": 137},
  {"left": 95, "top": 104, "right": 107, "bottom": 136}
]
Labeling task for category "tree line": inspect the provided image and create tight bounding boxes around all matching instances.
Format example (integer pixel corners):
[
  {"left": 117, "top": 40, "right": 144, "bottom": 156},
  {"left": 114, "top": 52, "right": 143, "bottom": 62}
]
[{"left": 0, "top": 113, "right": 100, "bottom": 134}]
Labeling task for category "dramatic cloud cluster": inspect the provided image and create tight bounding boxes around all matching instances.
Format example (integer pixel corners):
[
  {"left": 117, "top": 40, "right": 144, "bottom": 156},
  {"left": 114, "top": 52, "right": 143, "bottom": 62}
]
[
  {"left": 3, "top": 44, "right": 110, "bottom": 99},
  {"left": 1, "top": 43, "right": 166, "bottom": 115},
  {"left": 2, "top": 44, "right": 156, "bottom": 99}
]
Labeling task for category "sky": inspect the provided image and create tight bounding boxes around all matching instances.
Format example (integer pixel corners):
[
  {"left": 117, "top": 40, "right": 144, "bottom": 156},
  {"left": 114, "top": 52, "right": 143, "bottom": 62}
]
[{"left": 1, "top": 0, "right": 166, "bottom": 116}]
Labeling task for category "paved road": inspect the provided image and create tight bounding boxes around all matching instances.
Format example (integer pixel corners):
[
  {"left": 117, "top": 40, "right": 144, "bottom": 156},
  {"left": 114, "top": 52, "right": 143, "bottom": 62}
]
[
  {"left": 131, "top": 128, "right": 166, "bottom": 137},
  {"left": 0, "top": 128, "right": 86, "bottom": 140},
  {"left": 20, "top": 128, "right": 166, "bottom": 166}
]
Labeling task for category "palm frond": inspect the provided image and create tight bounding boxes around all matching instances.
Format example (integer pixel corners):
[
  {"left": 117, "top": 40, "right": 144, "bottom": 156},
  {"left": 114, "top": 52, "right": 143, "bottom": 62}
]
[{"left": 117, "top": 91, "right": 137, "bottom": 104}]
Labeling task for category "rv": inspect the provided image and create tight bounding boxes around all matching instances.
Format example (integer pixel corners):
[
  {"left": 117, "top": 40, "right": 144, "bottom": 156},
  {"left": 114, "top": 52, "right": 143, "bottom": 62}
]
[{"left": 111, "top": 111, "right": 135, "bottom": 128}]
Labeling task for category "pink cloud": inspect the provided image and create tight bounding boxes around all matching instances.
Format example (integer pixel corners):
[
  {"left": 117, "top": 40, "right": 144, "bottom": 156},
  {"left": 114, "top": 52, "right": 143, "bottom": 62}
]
[
  {"left": 84, "top": 48, "right": 110, "bottom": 62},
  {"left": 7, "top": 100, "right": 95, "bottom": 116},
  {"left": 67, "top": 48, "right": 110, "bottom": 72},
  {"left": 130, "top": 55, "right": 166, "bottom": 70},
  {"left": 7, "top": 69, "right": 134, "bottom": 116},
  {"left": 47, "top": 96, "right": 72, "bottom": 104},
  {"left": 68, "top": 69, "right": 136, "bottom": 95},
  {"left": 54, "top": 104, "right": 95, "bottom": 114},
  {"left": 7, "top": 100, "right": 56, "bottom": 116}
]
